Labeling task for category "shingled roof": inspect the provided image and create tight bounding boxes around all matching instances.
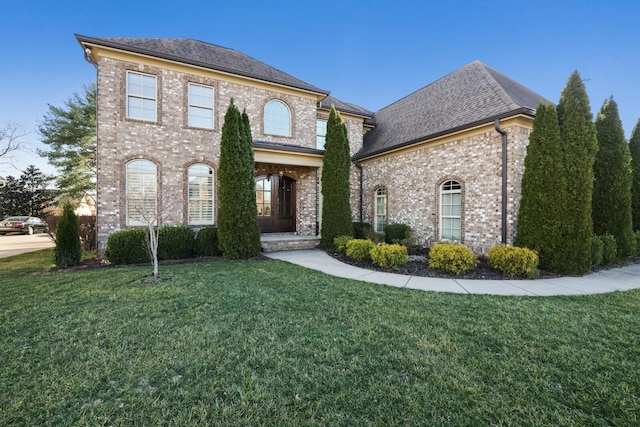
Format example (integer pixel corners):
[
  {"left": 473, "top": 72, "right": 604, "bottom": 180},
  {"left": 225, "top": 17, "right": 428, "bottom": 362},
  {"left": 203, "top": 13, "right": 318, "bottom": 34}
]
[
  {"left": 318, "top": 95, "right": 374, "bottom": 119},
  {"left": 355, "top": 60, "right": 550, "bottom": 160},
  {"left": 75, "top": 35, "right": 329, "bottom": 95}
]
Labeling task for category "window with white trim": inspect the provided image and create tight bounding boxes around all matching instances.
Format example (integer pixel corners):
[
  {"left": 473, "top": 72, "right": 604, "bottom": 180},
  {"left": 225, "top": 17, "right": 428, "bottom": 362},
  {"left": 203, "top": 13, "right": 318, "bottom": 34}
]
[
  {"left": 316, "top": 119, "right": 327, "bottom": 149},
  {"left": 126, "top": 71, "right": 157, "bottom": 121},
  {"left": 375, "top": 187, "right": 387, "bottom": 232},
  {"left": 188, "top": 83, "right": 214, "bottom": 129},
  {"left": 264, "top": 100, "right": 291, "bottom": 136},
  {"left": 440, "top": 180, "right": 462, "bottom": 241},
  {"left": 188, "top": 164, "right": 214, "bottom": 225},
  {"left": 126, "top": 160, "right": 157, "bottom": 225}
]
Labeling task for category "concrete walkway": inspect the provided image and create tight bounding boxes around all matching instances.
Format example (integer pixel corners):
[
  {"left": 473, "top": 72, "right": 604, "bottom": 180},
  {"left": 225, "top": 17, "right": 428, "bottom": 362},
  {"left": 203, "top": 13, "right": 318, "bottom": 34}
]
[{"left": 266, "top": 249, "right": 640, "bottom": 296}]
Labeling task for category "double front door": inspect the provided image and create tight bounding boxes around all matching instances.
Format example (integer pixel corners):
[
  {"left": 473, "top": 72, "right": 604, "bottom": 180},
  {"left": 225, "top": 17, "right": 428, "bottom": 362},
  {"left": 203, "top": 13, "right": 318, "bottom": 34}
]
[{"left": 256, "top": 175, "right": 296, "bottom": 233}]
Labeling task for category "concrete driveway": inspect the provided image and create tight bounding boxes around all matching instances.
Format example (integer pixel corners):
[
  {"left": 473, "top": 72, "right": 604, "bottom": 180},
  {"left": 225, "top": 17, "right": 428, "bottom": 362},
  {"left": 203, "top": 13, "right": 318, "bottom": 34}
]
[{"left": 0, "top": 233, "right": 55, "bottom": 259}]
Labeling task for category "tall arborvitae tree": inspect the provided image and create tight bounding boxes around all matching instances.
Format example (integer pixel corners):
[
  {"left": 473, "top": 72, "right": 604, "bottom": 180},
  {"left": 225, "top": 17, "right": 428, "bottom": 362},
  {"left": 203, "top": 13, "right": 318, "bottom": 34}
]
[
  {"left": 320, "top": 106, "right": 353, "bottom": 248},
  {"left": 556, "top": 71, "right": 599, "bottom": 275},
  {"left": 516, "top": 103, "right": 567, "bottom": 272},
  {"left": 593, "top": 98, "right": 635, "bottom": 257},
  {"left": 630, "top": 119, "right": 640, "bottom": 231},
  {"left": 54, "top": 203, "right": 82, "bottom": 268},
  {"left": 217, "top": 100, "right": 261, "bottom": 259}
]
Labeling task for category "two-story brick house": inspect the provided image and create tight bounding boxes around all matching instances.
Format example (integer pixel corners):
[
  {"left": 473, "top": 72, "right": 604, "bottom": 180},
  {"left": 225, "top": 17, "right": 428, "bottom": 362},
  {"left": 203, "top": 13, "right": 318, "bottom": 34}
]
[{"left": 76, "top": 35, "right": 547, "bottom": 255}]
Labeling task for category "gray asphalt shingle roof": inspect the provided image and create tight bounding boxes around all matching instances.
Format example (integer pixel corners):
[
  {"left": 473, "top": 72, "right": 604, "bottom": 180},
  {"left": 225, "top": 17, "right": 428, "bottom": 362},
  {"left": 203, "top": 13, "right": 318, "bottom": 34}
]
[
  {"left": 75, "top": 35, "right": 329, "bottom": 95},
  {"left": 318, "top": 95, "right": 374, "bottom": 119},
  {"left": 356, "top": 60, "right": 550, "bottom": 159}
]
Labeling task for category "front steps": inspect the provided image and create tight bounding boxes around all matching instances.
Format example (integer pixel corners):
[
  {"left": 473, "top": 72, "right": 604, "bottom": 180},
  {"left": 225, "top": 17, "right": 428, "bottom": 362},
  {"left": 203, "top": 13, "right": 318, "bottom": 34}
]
[{"left": 260, "top": 233, "right": 320, "bottom": 252}]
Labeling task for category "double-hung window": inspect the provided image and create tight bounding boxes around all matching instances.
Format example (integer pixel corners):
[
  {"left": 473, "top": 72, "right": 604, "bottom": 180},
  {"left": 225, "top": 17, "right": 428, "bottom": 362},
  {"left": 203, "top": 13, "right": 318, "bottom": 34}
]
[
  {"left": 440, "top": 180, "right": 462, "bottom": 241},
  {"left": 188, "top": 164, "right": 214, "bottom": 224},
  {"left": 316, "top": 119, "right": 327, "bottom": 149},
  {"left": 127, "top": 71, "right": 157, "bottom": 121},
  {"left": 375, "top": 188, "right": 387, "bottom": 232},
  {"left": 188, "top": 83, "right": 214, "bottom": 129}
]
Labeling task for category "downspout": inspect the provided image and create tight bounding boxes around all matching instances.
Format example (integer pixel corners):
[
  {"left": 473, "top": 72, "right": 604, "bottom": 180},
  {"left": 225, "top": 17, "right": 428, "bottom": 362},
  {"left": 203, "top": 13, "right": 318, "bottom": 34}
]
[
  {"left": 494, "top": 119, "right": 507, "bottom": 245},
  {"left": 354, "top": 160, "right": 363, "bottom": 223}
]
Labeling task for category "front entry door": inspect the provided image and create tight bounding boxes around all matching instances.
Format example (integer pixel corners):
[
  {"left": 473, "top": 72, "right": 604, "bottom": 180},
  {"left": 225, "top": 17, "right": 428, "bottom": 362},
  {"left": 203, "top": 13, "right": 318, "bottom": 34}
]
[{"left": 256, "top": 175, "right": 296, "bottom": 233}]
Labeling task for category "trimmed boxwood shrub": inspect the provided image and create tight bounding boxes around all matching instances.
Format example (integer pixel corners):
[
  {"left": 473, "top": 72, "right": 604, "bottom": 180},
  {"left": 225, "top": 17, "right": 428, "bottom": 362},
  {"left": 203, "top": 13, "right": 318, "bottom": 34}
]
[
  {"left": 194, "top": 226, "right": 221, "bottom": 257},
  {"left": 157, "top": 225, "right": 195, "bottom": 260},
  {"left": 429, "top": 243, "right": 477, "bottom": 275},
  {"left": 591, "top": 235, "right": 604, "bottom": 266},
  {"left": 384, "top": 223, "right": 411, "bottom": 244},
  {"left": 333, "top": 235, "right": 353, "bottom": 253},
  {"left": 370, "top": 243, "right": 408, "bottom": 268},
  {"left": 352, "top": 222, "right": 371, "bottom": 240},
  {"left": 105, "top": 228, "right": 148, "bottom": 265},
  {"left": 346, "top": 239, "right": 376, "bottom": 261},
  {"left": 487, "top": 245, "right": 539, "bottom": 279},
  {"left": 600, "top": 234, "right": 617, "bottom": 264}
]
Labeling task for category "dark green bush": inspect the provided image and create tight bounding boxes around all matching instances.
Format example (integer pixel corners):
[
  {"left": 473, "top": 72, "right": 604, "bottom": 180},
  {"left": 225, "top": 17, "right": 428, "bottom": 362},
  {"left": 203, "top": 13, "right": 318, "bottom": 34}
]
[
  {"left": 54, "top": 203, "right": 82, "bottom": 268},
  {"left": 384, "top": 223, "right": 411, "bottom": 244},
  {"left": 487, "top": 245, "right": 539, "bottom": 279},
  {"left": 591, "top": 235, "right": 604, "bottom": 266},
  {"left": 635, "top": 231, "right": 640, "bottom": 256},
  {"left": 600, "top": 234, "right": 617, "bottom": 265},
  {"left": 105, "top": 228, "right": 148, "bottom": 265},
  {"left": 194, "top": 226, "right": 221, "bottom": 257},
  {"left": 352, "top": 222, "right": 371, "bottom": 239},
  {"left": 157, "top": 225, "right": 195, "bottom": 260}
]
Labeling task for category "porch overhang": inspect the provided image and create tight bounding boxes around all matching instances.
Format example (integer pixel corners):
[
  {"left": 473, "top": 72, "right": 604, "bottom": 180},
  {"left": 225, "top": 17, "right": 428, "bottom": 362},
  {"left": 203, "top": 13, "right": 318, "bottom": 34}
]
[{"left": 253, "top": 141, "right": 324, "bottom": 168}]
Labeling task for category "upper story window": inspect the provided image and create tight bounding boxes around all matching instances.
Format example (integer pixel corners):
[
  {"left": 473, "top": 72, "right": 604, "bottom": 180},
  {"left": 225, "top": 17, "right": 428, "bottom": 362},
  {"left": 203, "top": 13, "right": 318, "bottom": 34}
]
[
  {"left": 188, "top": 164, "right": 214, "bottom": 225},
  {"left": 374, "top": 187, "right": 388, "bottom": 232},
  {"left": 440, "top": 180, "right": 462, "bottom": 241},
  {"left": 188, "top": 83, "right": 214, "bottom": 129},
  {"left": 126, "top": 160, "right": 157, "bottom": 225},
  {"left": 127, "top": 71, "right": 157, "bottom": 122},
  {"left": 316, "top": 119, "right": 327, "bottom": 149},
  {"left": 264, "top": 100, "right": 291, "bottom": 136}
]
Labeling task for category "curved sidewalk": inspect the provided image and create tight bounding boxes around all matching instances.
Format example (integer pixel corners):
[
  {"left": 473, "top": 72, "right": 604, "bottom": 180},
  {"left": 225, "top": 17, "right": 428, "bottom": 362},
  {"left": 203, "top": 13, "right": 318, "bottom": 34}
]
[{"left": 266, "top": 249, "right": 640, "bottom": 296}]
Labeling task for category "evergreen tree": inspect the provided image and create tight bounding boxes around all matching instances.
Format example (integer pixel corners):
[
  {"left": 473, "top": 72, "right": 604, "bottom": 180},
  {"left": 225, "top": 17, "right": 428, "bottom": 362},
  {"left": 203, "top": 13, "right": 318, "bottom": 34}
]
[
  {"left": 593, "top": 98, "right": 635, "bottom": 257},
  {"left": 217, "top": 100, "right": 261, "bottom": 259},
  {"left": 556, "top": 71, "right": 598, "bottom": 275},
  {"left": 630, "top": 119, "right": 640, "bottom": 231},
  {"left": 320, "top": 106, "right": 353, "bottom": 248},
  {"left": 38, "top": 83, "right": 96, "bottom": 200},
  {"left": 54, "top": 203, "right": 82, "bottom": 268},
  {"left": 0, "top": 166, "right": 53, "bottom": 218},
  {"left": 515, "top": 103, "right": 567, "bottom": 272}
]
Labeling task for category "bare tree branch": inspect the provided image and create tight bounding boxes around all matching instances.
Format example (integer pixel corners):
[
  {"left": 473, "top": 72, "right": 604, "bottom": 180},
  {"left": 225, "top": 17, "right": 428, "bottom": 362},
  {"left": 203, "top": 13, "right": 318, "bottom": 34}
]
[{"left": 0, "top": 123, "right": 30, "bottom": 167}]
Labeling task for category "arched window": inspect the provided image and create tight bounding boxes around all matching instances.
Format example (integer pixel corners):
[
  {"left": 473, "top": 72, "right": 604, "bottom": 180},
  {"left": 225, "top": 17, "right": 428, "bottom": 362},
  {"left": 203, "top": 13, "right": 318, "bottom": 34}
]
[
  {"left": 264, "top": 100, "right": 291, "bottom": 136},
  {"left": 188, "top": 164, "right": 214, "bottom": 225},
  {"left": 375, "top": 187, "right": 387, "bottom": 232},
  {"left": 440, "top": 180, "right": 462, "bottom": 241},
  {"left": 126, "top": 160, "right": 157, "bottom": 225}
]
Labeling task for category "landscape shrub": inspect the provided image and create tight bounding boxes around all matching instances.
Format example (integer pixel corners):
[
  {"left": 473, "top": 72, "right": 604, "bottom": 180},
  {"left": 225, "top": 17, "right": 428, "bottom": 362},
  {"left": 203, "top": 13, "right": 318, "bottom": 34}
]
[
  {"left": 384, "top": 223, "right": 411, "bottom": 244},
  {"left": 105, "top": 228, "right": 148, "bottom": 265},
  {"left": 54, "top": 203, "right": 82, "bottom": 268},
  {"left": 194, "top": 226, "right": 221, "bottom": 257},
  {"left": 352, "top": 222, "right": 371, "bottom": 240},
  {"left": 370, "top": 243, "right": 408, "bottom": 268},
  {"left": 591, "top": 235, "right": 604, "bottom": 266},
  {"left": 157, "top": 225, "right": 195, "bottom": 260},
  {"left": 334, "top": 235, "right": 353, "bottom": 253},
  {"left": 600, "top": 234, "right": 617, "bottom": 264},
  {"left": 636, "top": 231, "right": 640, "bottom": 256},
  {"left": 487, "top": 245, "right": 539, "bottom": 279},
  {"left": 346, "top": 239, "right": 376, "bottom": 261},
  {"left": 428, "top": 243, "right": 477, "bottom": 275}
]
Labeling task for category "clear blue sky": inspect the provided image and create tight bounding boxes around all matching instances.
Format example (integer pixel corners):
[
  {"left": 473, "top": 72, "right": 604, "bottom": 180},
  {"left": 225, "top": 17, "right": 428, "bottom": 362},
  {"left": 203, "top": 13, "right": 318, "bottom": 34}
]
[{"left": 1, "top": 0, "right": 638, "bottom": 178}]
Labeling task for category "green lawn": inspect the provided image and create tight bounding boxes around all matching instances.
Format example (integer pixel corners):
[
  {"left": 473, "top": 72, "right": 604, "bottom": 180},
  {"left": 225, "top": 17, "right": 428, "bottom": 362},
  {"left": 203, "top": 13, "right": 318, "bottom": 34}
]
[{"left": 1, "top": 249, "right": 639, "bottom": 426}]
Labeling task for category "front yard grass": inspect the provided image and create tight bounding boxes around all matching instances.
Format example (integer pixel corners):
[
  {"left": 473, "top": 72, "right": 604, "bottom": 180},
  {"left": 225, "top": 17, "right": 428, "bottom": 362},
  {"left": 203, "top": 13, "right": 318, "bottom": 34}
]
[{"left": 1, "top": 249, "right": 639, "bottom": 425}]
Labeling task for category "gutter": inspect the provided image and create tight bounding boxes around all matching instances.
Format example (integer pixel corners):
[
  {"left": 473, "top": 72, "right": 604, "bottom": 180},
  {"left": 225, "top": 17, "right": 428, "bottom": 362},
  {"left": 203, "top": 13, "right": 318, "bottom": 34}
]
[{"left": 494, "top": 119, "right": 508, "bottom": 245}]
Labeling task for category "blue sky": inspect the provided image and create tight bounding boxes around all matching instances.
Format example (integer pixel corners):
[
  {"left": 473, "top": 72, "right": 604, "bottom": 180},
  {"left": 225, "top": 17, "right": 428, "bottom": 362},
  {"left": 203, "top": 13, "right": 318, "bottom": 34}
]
[{"left": 1, "top": 0, "right": 638, "bottom": 178}]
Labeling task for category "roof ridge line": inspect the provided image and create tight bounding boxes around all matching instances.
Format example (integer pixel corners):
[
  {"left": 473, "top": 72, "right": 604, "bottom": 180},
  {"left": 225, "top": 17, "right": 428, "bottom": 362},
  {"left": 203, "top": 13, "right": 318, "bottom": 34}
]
[{"left": 474, "top": 62, "right": 520, "bottom": 111}]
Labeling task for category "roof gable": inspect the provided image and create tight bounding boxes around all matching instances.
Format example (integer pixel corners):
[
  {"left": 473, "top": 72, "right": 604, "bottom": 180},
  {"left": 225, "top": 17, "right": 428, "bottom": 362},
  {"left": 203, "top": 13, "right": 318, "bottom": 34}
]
[
  {"left": 357, "top": 60, "right": 550, "bottom": 159},
  {"left": 76, "top": 35, "right": 329, "bottom": 95}
]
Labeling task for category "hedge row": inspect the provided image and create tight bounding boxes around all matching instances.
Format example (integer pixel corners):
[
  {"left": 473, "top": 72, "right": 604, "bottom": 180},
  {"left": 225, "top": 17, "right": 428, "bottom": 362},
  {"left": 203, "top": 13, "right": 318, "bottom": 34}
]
[{"left": 105, "top": 226, "right": 221, "bottom": 265}]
